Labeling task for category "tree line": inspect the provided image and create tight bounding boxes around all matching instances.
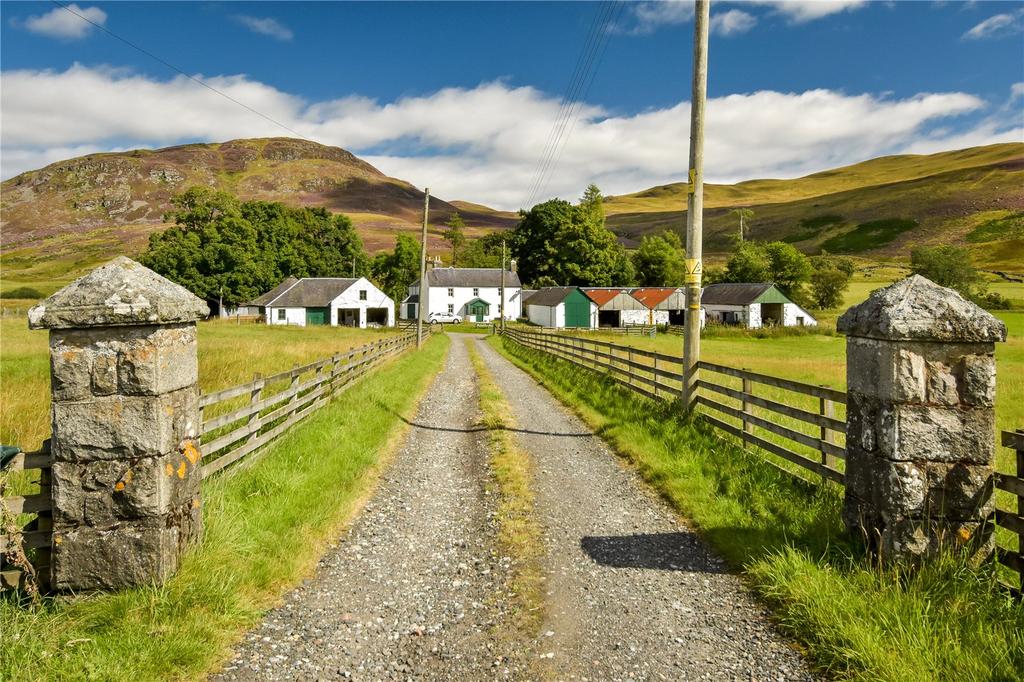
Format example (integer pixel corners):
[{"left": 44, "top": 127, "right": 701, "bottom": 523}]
[{"left": 143, "top": 185, "right": 1005, "bottom": 314}]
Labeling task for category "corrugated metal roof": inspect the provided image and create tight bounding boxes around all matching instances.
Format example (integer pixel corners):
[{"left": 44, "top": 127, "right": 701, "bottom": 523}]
[
  {"left": 248, "top": 277, "right": 299, "bottom": 306},
  {"left": 583, "top": 288, "right": 646, "bottom": 310},
  {"left": 700, "top": 283, "right": 778, "bottom": 306},
  {"left": 630, "top": 287, "right": 677, "bottom": 309},
  {"left": 423, "top": 268, "right": 522, "bottom": 288},
  {"left": 268, "top": 278, "right": 360, "bottom": 307},
  {"left": 525, "top": 286, "right": 581, "bottom": 307}
]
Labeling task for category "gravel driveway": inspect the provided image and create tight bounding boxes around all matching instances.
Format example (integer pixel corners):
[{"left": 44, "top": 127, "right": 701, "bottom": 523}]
[
  {"left": 213, "top": 337, "right": 523, "bottom": 681},
  {"left": 472, "top": 337, "right": 814, "bottom": 681},
  {"left": 212, "top": 334, "right": 814, "bottom": 681}
]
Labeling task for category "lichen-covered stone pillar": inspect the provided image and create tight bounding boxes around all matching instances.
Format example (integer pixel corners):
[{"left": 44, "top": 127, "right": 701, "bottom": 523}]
[
  {"left": 29, "top": 257, "right": 209, "bottom": 590},
  {"left": 837, "top": 275, "right": 1006, "bottom": 562}
]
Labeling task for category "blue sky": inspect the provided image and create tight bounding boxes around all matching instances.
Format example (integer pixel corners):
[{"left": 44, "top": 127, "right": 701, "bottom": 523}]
[{"left": 2, "top": 1, "right": 1022, "bottom": 208}]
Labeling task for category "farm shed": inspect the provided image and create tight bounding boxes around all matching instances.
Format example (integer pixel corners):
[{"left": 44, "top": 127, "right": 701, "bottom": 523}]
[
  {"left": 582, "top": 288, "right": 648, "bottom": 327},
  {"left": 629, "top": 287, "right": 683, "bottom": 325},
  {"left": 526, "top": 287, "right": 598, "bottom": 329},
  {"left": 407, "top": 267, "right": 522, "bottom": 322},
  {"left": 700, "top": 283, "right": 816, "bottom": 329},
  {"left": 253, "top": 277, "right": 394, "bottom": 328}
]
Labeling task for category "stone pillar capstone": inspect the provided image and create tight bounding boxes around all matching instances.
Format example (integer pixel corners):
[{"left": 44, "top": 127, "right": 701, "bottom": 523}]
[
  {"left": 837, "top": 275, "right": 1006, "bottom": 562},
  {"left": 29, "top": 257, "right": 209, "bottom": 590}
]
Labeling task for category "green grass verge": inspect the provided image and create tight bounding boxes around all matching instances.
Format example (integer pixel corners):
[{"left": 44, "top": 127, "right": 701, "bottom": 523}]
[
  {"left": 489, "top": 335, "right": 1024, "bottom": 681},
  {"left": 0, "top": 334, "right": 449, "bottom": 681}
]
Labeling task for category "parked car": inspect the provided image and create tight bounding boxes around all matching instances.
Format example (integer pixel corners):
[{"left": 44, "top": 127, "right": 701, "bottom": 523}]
[{"left": 428, "top": 312, "right": 462, "bottom": 324}]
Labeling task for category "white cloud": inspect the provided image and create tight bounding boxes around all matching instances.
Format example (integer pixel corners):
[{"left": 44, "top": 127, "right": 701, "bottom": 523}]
[
  {"left": 233, "top": 15, "right": 294, "bottom": 41},
  {"left": 628, "top": 0, "right": 694, "bottom": 34},
  {"left": 1011, "top": 82, "right": 1024, "bottom": 101},
  {"left": 2, "top": 64, "right": 1016, "bottom": 210},
  {"left": 962, "top": 9, "right": 1024, "bottom": 40},
  {"left": 711, "top": 9, "right": 757, "bottom": 35},
  {"left": 765, "top": 1, "right": 867, "bottom": 23},
  {"left": 22, "top": 3, "right": 106, "bottom": 39}
]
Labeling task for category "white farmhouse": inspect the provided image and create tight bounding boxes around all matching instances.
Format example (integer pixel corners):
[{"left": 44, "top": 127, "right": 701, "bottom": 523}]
[
  {"left": 250, "top": 277, "right": 394, "bottom": 328},
  {"left": 406, "top": 267, "right": 522, "bottom": 323},
  {"left": 700, "top": 283, "right": 816, "bottom": 329}
]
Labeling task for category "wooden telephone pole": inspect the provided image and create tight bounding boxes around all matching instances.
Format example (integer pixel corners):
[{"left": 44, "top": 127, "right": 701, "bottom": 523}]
[
  {"left": 500, "top": 240, "right": 507, "bottom": 331},
  {"left": 417, "top": 188, "right": 430, "bottom": 348},
  {"left": 683, "top": 0, "right": 709, "bottom": 410}
]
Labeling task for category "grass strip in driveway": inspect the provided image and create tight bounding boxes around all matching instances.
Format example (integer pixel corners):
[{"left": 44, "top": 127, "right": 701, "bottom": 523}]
[
  {"left": 490, "top": 335, "right": 1024, "bottom": 682},
  {"left": 0, "top": 334, "right": 449, "bottom": 682},
  {"left": 465, "top": 338, "right": 545, "bottom": 645}
]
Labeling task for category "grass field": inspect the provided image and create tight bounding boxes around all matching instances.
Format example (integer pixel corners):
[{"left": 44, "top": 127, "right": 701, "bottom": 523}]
[
  {"left": 491, "top": 334, "right": 1024, "bottom": 681},
  {"left": 0, "top": 317, "right": 403, "bottom": 452},
  {"left": 0, "top": 334, "right": 449, "bottom": 681}
]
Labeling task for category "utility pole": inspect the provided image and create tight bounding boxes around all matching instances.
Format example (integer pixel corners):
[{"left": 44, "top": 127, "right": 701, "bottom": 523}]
[
  {"left": 352, "top": 255, "right": 356, "bottom": 278},
  {"left": 500, "top": 240, "right": 507, "bottom": 331},
  {"left": 417, "top": 188, "right": 430, "bottom": 348},
  {"left": 683, "top": 0, "right": 709, "bottom": 411}
]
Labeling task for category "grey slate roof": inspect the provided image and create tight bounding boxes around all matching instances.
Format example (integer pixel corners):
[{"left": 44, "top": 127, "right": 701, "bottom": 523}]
[
  {"left": 520, "top": 289, "right": 538, "bottom": 306},
  {"left": 700, "top": 283, "right": 775, "bottom": 306},
  {"left": 259, "top": 278, "right": 360, "bottom": 307},
  {"left": 525, "top": 286, "right": 582, "bottom": 307},
  {"left": 422, "top": 268, "right": 522, "bottom": 288},
  {"left": 249, "top": 277, "right": 299, "bottom": 307}
]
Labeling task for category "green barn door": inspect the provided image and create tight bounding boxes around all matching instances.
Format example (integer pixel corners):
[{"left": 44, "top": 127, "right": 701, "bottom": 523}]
[
  {"left": 564, "top": 290, "right": 591, "bottom": 328},
  {"left": 305, "top": 307, "right": 329, "bottom": 325}
]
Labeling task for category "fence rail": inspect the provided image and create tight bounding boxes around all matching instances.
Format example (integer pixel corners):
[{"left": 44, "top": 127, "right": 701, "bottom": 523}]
[
  {"left": 996, "top": 430, "right": 1024, "bottom": 592},
  {"left": 199, "top": 331, "right": 420, "bottom": 476},
  {"left": 502, "top": 327, "right": 847, "bottom": 484},
  {"left": 0, "top": 441, "right": 53, "bottom": 591}
]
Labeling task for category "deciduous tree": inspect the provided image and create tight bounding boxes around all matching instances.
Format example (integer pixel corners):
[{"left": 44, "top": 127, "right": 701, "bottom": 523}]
[{"left": 632, "top": 231, "right": 686, "bottom": 286}]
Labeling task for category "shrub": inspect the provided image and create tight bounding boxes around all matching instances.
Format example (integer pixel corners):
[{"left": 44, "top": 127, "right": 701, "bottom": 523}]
[{"left": 0, "top": 287, "right": 44, "bottom": 300}]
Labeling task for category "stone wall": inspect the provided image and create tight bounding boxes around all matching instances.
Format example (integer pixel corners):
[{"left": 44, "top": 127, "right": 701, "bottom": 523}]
[
  {"left": 29, "top": 257, "right": 209, "bottom": 590},
  {"left": 838, "top": 275, "right": 1006, "bottom": 562}
]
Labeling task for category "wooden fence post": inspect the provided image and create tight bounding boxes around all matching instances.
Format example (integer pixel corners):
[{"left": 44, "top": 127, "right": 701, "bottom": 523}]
[
  {"left": 653, "top": 356, "right": 659, "bottom": 400},
  {"left": 248, "top": 374, "right": 263, "bottom": 447},
  {"left": 819, "top": 391, "right": 834, "bottom": 480},
  {"left": 1016, "top": 432, "right": 1023, "bottom": 591},
  {"left": 628, "top": 348, "right": 634, "bottom": 388},
  {"left": 742, "top": 375, "right": 753, "bottom": 450}
]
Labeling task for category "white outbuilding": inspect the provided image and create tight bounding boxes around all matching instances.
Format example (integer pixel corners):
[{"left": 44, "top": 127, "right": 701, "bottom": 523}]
[
  {"left": 251, "top": 277, "right": 395, "bottom": 328},
  {"left": 700, "top": 283, "right": 816, "bottom": 329},
  {"left": 583, "top": 288, "right": 650, "bottom": 327}
]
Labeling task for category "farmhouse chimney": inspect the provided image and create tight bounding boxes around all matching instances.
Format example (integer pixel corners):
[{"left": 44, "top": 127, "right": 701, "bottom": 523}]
[
  {"left": 29, "top": 257, "right": 209, "bottom": 590},
  {"left": 838, "top": 275, "right": 1006, "bottom": 563}
]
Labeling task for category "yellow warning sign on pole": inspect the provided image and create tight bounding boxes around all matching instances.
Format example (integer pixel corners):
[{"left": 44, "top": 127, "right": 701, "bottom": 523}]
[{"left": 684, "top": 258, "right": 702, "bottom": 285}]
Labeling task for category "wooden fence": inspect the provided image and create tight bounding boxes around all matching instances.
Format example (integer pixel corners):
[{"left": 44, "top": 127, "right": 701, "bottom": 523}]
[
  {"left": 199, "top": 331, "right": 420, "bottom": 476},
  {"left": 0, "top": 443, "right": 52, "bottom": 591},
  {"left": 996, "top": 430, "right": 1024, "bottom": 592},
  {"left": 1, "top": 329, "right": 426, "bottom": 592},
  {"left": 502, "top": 327, "right": 846, "bottom": 483},
  {"left": 503, "top": 327, "right": 1024, "bottom": 592}
]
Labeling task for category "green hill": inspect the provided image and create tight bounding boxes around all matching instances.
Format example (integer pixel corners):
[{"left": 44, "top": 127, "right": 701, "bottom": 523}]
[{"left": 604, "top": 143, "right": 1024, "bottom": 273}]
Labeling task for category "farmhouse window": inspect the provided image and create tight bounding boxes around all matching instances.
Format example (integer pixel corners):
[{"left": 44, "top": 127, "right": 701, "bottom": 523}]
[
  {"left": 473, "top": 288, "right": 479, "bottom": 296},
  {"left": 448, "top": 304, "right": 454, "bottom": 314},
  {"left": 359, "top": 290, "right": 367, "bottom": 300},
  {"left": 448, "top": 288, "right": 454, "bottom": 297},
  {"left": 276, "top": 309, "right": 285, "bottom": 321}
]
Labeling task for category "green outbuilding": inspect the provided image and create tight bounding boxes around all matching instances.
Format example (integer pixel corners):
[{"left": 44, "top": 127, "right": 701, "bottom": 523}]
[{"left": 523, "top": 286, "right": 597, "bottom": 329}]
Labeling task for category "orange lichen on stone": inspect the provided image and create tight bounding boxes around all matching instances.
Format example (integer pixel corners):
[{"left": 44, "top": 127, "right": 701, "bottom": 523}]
[
  {"left": 181, "top": 440, "right": 200, "bottom": 465},
  {"left": 176, "top": 461, "right": 186, "bottom": 479},
  {"left": 165, "top": 463, "right": 174, "bottom": 477}
]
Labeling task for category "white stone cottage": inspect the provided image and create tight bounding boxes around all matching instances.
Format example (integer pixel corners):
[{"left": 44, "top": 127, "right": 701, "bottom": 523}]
[
  {"left": 405, "top": 267, "right": 522, "bottom": 323},
  {"left": 250, "top": 277, "right": 395, "bottom": 328},
  {"left": 700, "top": 283, "right": 816, "bottom": 329}
]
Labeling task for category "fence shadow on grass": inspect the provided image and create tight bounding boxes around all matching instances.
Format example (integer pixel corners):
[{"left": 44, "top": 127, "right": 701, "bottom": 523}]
[{"left": 581, "top": 532, "right": 730, "bottom": 574}]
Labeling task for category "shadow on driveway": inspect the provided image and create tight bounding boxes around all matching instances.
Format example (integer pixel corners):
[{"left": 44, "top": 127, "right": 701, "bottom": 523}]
[{"left": 580, "top": 532, "right": 728, "bottom": 573}]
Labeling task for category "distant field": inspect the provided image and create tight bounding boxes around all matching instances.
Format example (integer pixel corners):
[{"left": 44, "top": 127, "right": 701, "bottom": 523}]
[{"left": 0, "top": 318, "right": 399, "bottom": 451}]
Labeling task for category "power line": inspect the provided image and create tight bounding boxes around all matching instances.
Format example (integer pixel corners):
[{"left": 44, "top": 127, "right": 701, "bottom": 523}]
[
  {"left": 532, "top": 1, "right": 624, "bottom": 206},
  {"left": 49, "top": 0, "right": 313, "bottom": 142},
  {"left": 523, "top": 1, "right": 623, "bottom": 209},
  {"left": 523, "top": 1, "right": 612, "bottom": 207}
]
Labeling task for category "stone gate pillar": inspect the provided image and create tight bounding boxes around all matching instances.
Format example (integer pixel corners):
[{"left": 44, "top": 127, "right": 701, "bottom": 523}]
[
  {"left": 29, "top": 257, "right": 209, "bottom": 590},
  {"left": 837, "top": 275, "right": 1006, "bottom": 562}
]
